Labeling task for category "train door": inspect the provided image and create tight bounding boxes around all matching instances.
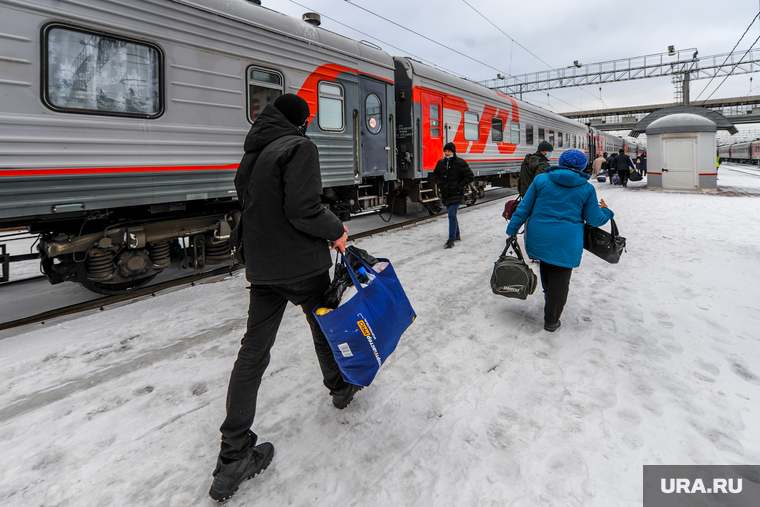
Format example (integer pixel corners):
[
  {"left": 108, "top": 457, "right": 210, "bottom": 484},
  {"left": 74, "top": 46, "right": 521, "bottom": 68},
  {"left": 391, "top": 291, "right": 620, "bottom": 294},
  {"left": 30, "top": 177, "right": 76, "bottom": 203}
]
[
  {"left": 421, "top": 91, "right": 443, "bottom": 171},
  {"left": 663, "top": 138, "right": 697, "bottom": 189},
  {"left": 359, "top": 77, "right": 387, "bottom": 177}
]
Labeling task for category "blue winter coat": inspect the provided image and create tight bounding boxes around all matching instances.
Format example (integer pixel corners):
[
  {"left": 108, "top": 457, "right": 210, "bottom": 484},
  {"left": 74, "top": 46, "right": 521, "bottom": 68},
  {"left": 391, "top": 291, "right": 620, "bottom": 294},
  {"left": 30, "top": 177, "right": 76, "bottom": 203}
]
[{"left": 506, "top": 166, "right": 614, "bottom": 268}]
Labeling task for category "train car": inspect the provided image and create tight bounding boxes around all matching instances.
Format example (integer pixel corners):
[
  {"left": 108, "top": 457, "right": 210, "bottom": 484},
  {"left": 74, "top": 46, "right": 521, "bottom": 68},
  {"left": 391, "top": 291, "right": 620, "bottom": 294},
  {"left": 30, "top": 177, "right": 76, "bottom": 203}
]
[
  {"left": 0, "top": 0, "right": 630, "bottom": 294},
  {"left": 729, "top": 142, "right": 751, "bottom": 163},
  {"left": 718, "top": 144, "right": 731, "bottom": 161},
  {"left": 393, "top": 56, "right": 589, "bottom": 211},
  {"left": 0, "top": 0, "right": 396, "bottom": 293}
]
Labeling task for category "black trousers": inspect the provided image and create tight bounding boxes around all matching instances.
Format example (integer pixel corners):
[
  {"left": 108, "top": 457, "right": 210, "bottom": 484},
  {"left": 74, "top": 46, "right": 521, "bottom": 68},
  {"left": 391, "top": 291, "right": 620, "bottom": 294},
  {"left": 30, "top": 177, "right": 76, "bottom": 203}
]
[
  {"left": 618, "top": 169, "right": 630, "bottom": 186},
  {"left": 539, "top": 261, "right": 573, "bottom": 325},
  {"left": 219, "top": 271, "right": 346, "bottom": 459}
]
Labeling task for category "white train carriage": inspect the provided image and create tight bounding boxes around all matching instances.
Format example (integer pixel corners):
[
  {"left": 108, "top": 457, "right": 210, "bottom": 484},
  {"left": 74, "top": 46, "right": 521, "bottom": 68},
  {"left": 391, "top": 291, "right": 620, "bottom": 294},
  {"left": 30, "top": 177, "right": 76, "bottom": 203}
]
[
  {"left": 0, "top": 0, "right": 395, "bottom": 292},
  {"left": 393, "top": 56, "right": 589, "bottom": 211}
]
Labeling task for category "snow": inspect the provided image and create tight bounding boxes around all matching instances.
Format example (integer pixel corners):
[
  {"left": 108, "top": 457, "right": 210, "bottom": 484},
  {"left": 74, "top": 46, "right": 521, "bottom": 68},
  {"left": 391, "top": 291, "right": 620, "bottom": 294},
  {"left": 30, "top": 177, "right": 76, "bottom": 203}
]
[{"left": 1, "top": 166, "right": 760, "bottom": 506}]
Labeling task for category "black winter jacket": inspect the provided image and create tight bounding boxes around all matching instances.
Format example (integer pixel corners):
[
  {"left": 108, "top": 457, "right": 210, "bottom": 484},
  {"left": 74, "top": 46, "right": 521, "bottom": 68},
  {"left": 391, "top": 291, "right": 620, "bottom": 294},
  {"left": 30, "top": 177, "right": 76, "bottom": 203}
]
[
  {"left": 611, "top": 154, "right": 634, "bottom": 172},
  {"left": 234, "top": 105, "right": 344, "bottom": 284},
  {"left": 431, "top": 155, "right": 474, "bottom": 206},
  {"left": 517, "top": 152, "right": 551, "bottom": 197}
]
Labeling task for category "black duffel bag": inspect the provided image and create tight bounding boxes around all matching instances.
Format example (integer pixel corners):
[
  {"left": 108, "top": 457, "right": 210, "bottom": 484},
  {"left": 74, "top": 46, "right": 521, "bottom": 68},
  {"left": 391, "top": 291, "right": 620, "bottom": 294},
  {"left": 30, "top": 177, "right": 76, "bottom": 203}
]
[
  {"left": 583, "top": 219, "right": 626, "bottom": 264},
  {"left": 490, "top": 237, "right": 538, "bottom": 300},
  {"left": 629, "top": 170, "right": 643, "bottom": 182}
]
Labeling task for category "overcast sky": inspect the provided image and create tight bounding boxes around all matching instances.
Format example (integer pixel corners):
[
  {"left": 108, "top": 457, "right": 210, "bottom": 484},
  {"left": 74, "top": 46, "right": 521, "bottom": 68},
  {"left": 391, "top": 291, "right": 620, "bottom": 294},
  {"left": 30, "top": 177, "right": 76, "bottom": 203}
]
[{"left": 264, "top": 0, "right": 760, "bottom": 117}]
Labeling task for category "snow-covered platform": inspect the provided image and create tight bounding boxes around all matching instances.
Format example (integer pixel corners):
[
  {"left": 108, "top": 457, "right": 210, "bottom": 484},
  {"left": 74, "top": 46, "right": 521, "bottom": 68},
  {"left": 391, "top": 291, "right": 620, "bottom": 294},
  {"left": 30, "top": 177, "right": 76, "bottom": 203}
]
[{"left": 1, "top": 166, "right": 759, "bottom": 506}]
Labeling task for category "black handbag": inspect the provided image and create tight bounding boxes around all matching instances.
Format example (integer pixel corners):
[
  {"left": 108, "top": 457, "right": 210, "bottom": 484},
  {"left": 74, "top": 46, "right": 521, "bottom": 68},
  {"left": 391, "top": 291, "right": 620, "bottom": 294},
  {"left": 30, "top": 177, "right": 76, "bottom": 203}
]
[
  {"left": 629, "top": 170, "right": 643, "bottom": 182},
  {"left": 583, "top": 219, "right": 625, "bottom": 264},
  {"left": 490, "top": 237, "right": 538, "bottom": 300}
]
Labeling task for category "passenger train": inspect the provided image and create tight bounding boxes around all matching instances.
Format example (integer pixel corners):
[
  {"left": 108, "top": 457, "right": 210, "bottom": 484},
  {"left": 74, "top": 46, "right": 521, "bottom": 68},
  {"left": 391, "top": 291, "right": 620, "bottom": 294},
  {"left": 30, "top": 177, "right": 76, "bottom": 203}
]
[
  {"left": 718, "top": 142, "right": 760, "bottom": 164},
  {"left": 0, "top": 0, "right": 638, "bottom": 293}
]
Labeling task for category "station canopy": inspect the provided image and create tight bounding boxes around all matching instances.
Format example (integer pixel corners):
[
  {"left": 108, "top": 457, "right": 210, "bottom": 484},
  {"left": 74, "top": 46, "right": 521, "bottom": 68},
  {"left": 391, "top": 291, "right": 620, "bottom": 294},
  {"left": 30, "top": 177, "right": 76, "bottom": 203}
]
[{"left": 629, "top": 105, "right": 737, "bottom": 138}]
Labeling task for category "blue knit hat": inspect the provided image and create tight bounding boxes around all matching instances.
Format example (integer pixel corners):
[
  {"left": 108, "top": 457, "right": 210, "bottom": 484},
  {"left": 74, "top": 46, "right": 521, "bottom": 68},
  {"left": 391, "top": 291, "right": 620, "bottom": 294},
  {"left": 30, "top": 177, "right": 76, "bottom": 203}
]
[{"left": 558, "top": 149, "right": 588, "bottom": 170}]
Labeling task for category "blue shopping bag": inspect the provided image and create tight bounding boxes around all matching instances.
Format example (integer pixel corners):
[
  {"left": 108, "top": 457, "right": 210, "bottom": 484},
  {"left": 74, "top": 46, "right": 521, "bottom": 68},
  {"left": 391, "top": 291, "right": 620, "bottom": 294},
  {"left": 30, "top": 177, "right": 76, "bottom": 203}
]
[{"left": 314, "top": 250, "right": 416, "bottom": 387}]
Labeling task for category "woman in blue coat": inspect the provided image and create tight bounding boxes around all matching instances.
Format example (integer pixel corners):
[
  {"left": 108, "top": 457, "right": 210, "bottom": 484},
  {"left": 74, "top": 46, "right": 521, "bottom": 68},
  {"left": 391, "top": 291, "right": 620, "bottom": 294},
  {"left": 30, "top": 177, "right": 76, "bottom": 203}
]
[{"left": 506, "top": 150, "right": 613, "bottom": 332}]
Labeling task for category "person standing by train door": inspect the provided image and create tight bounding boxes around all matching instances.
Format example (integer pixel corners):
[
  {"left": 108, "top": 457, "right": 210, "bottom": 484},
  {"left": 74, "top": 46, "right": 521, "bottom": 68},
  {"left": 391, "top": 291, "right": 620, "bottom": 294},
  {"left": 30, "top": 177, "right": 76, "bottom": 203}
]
[
  {"left": 432, "top": 142, "right": 474, "bottom": 249},
  {"left": 208, "top": 94, "right": 356, "bottom": 502}
]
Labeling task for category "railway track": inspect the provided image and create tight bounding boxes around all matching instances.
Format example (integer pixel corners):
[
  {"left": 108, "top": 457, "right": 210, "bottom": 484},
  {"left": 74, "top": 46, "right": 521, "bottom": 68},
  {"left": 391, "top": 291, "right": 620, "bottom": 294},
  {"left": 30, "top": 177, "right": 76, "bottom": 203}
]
[{"left": 1, "top": 189, "right": 513, "bottom": 332}]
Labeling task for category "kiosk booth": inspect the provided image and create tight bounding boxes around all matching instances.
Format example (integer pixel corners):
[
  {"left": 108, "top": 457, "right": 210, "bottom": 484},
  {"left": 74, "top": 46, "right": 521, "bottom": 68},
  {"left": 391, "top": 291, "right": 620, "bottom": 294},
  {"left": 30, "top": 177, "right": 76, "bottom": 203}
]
[{"left": 629, "top": 106, "right": 737, "bottom": 192}]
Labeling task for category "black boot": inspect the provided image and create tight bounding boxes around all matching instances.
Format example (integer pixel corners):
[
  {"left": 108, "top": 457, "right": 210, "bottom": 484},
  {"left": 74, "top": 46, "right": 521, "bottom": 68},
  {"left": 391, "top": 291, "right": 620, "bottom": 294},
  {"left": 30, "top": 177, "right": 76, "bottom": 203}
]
[
  {"left": 330, "top": 383, "right": 363, "bottom": 409},
  {"left": 444, "top": 239, "right": 455, "bottom": 249},
  {"left": 544, "top": 320, "right": 561, "bottom": 332},
  {"left": 209, "top": 442, "right": 275, "bottom": 502}
]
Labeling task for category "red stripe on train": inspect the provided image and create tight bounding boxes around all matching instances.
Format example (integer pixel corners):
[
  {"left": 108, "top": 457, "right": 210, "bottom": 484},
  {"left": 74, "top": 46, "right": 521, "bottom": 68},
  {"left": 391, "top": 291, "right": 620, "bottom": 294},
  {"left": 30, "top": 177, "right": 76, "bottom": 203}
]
[{"left": 0, "top": 164, "right": 238, "bottom": 177}]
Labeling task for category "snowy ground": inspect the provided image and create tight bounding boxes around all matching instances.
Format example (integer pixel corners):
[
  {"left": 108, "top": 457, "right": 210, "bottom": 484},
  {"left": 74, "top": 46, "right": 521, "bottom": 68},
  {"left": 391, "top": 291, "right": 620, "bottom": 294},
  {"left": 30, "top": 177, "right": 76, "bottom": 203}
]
[{"left": 1, "top": 166, "right": 760, "bottom": 507}]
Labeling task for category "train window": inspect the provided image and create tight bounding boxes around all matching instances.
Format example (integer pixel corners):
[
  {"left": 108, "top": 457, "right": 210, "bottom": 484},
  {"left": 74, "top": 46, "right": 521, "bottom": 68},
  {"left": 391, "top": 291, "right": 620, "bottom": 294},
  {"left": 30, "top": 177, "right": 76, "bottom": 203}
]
[
  {"left": 45, "top": 26, "right": 161, "bottom": 117},
  {"left": 464, "top": 112, "right": 479, "bottom": 141},
  {"left": 538, "top": 128, "right": 545, "bottom": 142},
  {"left": 248, "top": 67, "right": 283, "bottom": 121},
  {"left": 526, "top": 124, "right": 534, "bottom": 145},
  {"left": 491, "top": 118, "right": 503, "bottom": 142},
  {"left": 510, "top": 121, "right": 520, "bottom": 144},
  {"left": 366, "top": 93, "right": 382, "bottom": 134},
  {"left": 318, "top": 82, "right": 344, "bottom": 131},
  {"left": 430, "top": 104, "right": 440, "bottom": 138},
  {"left": 549, "top": 130, "right": 555, "bottom": 145},
  {"left": 557, "top": 132, "right": 563, "bottom": 148}
]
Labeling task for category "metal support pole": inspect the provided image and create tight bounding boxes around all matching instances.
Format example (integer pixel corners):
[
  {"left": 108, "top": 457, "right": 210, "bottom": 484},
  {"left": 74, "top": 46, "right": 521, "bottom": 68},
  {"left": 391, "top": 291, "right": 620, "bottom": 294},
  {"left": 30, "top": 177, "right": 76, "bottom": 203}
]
[{"left": 683, "top": 72, "right": 690, "bottom": 105}]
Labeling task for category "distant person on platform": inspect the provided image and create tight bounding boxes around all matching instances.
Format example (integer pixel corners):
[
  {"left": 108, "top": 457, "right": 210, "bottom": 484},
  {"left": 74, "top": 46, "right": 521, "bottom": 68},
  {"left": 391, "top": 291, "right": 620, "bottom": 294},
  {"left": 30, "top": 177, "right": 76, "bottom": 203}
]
[
  {"left": 592, "top": 153, "right": 606, "bottom": 176},
  {"left": 209, "top": 94, "right": 357, "bottom": 502},
  {"left": 606, "top": 151, "right": 617, "bottom": 184},
  {"left": 612, "top": 148, "right": 635, "bottom": 187},
  {"left": 637, "top": 152, "right": 647, "bottom": 176},
  {"left": 518, "top": 141, "right": 553, "bottom": 197},
  {"left": 506, "top": 149, "right": 613, "bottom": 332},
  {"left": 432, "top": 142, "right": 474, "bottom": 249}
]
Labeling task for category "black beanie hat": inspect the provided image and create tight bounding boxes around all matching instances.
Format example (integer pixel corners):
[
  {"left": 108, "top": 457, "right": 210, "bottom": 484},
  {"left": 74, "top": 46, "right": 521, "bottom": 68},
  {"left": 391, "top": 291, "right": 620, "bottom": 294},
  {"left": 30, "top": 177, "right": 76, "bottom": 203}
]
[
  {"left": 443, "top": 142, "right": 456, "bottom": 153},
  {"left": 273, "top": 94, "right": 310, "bottom": 126},
  {"left": 537, "top": 141, "right": 554, "bottom": 152}
]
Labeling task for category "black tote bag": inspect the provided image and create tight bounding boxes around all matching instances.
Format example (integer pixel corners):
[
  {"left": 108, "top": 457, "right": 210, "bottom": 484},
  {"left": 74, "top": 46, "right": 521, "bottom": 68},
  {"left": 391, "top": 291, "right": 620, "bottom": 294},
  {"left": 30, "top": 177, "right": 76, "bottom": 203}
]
[{"left": 583, "top": 219, "right": 626, "bottom": 264}]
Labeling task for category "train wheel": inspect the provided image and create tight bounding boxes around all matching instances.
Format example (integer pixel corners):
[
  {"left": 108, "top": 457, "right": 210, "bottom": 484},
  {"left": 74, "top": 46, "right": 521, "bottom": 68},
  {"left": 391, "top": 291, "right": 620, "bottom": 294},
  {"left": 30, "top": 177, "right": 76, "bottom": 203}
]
[
  {"left": 78, "top": 274, "right": 158, "bottom": 295},
  {"left": 424, "top": 202, "right": 443, "bottom": 215}
]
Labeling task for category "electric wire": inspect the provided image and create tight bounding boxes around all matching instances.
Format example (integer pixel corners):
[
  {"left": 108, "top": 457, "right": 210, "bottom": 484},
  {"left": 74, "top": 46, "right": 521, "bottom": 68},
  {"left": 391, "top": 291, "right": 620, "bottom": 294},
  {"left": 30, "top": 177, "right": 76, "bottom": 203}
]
[
  {"left": 693, "top": 12, "right": 760, "bottom": 104},
  {"left": 285, "top": 0, "right": 463, "bottom": 76},
  {"left": 457, "top": 0, "right": 606, "bottom": 108},
  {"left": 341, "top": 0, "right": 582, "bottom": 111},
  {"left": 699, "top": 34, "right": 760, "bottom": 104}
]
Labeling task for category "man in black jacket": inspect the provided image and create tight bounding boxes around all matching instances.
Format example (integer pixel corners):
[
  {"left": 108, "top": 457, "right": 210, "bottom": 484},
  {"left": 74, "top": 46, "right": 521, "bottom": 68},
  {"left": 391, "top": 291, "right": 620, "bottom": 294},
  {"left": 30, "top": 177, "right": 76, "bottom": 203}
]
[
  {"left": 209, "top": 94, "right": 356, "bottom": 502},
  {"left": 517, "top": 140, "right": 553, "bottom": 197},
  {"left": 432, "top": 142, "right": 474, "bottom": 248},
  {"left": 612, "top": 148, "right": 635, "bottom": 187}
]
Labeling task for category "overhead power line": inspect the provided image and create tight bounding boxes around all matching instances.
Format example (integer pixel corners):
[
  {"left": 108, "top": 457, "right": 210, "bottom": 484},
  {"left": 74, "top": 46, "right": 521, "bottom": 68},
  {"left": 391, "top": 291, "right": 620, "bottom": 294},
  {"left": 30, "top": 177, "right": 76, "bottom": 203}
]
[
  {"left": 458, "top": 0, "right": 606, "bottom": 108},
  {"left": 693, "top": 12, "right": 760, "bottom": 103},
  {"left": 286, "top": 0, "right": 462, "bottom": 76},
  {"left": 341, "top": 0, "right": 582, "bottom": 111},
  {"left": 699, "top": 33, "right": 760, "bottom": 104}
]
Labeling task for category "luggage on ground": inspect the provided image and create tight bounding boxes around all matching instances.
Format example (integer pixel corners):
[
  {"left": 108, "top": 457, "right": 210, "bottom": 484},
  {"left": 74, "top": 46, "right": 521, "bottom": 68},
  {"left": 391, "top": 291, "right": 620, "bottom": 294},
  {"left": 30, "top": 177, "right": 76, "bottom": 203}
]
[
  {"left": 314, "top": 250, "right": 415, "bottom": 387},
  {"left": 490, "top": 237, "right": 538, "bottom": 300},
  {"left": 612, "top": 174, "right": 621, "bottom": 185},
  {"left": 629, "top": 170, "right": 643, "bottom": 182},
  {"left": 597, "top": 176, "right": 607, "bottom": 182}
]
